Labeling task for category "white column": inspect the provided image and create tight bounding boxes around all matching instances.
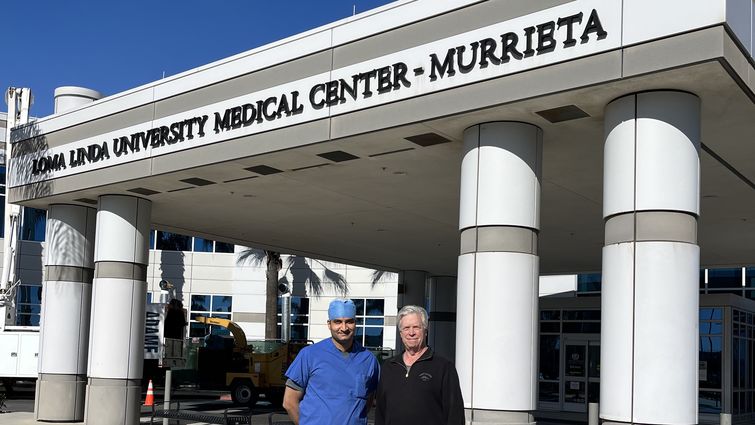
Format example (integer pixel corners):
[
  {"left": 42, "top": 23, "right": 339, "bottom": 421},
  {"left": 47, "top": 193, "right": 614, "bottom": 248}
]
[
  {"left": 601, "top": 91, "right": 700, "bottom": 425},
  {"left": 426, "top": 275, "right": 457, "bottom": 362},
  {"left": 84, "top": 195, "right": 151, "bottom": 425},
  {"left": 35, "top": 204, "right": 96, "bottom": 422},
  {"left": 457, "top": 122, "right": 541, "bottom": 424}
]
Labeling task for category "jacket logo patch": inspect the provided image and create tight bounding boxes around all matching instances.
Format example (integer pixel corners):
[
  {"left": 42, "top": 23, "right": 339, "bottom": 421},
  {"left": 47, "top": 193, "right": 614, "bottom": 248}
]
[{"left": 419, "top": 372, "right": 432, "bottom": 382}]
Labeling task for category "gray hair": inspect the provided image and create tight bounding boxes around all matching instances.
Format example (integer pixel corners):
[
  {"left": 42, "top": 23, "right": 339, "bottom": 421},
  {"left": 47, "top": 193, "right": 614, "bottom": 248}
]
[{"left": 397, "top": 305, "right": 429, "bottom": 330}]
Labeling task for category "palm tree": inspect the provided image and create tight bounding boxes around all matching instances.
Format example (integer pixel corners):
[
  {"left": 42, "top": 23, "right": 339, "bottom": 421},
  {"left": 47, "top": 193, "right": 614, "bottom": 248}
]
[{"left": 236, "top": 249, "right": 350, "bottom": 339}]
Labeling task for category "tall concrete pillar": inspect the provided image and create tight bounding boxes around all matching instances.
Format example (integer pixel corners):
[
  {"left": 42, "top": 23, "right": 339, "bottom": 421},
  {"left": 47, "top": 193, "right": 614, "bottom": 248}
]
[
  {"left": 457, "top": 122, "right": 541, "bottom": 424},
  {"left": 84, "top": 195, "right": 151, "bottom": 425},
  {"left": 601, "top": 91, "right": 700, "bottom": 425},
  {"left": 35, "top": 204, "right": 96, "bottom": 421},
  {"left": 426, "top": 275, "right": 456, "bottom": 362}
]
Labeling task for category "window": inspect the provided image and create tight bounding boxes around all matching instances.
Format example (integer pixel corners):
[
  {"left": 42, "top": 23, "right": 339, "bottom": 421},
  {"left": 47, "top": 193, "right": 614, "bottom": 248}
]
[
  {"left": 0, "top": 166, "right": 5, "bottom": 237},
  {"left": 576, "top": 273, "right": 601, "bottom": 296},
  {"left": 215, "top": 242, "right": 235, "bottom": 253},
  {"left": 732, "top": 308, "right": 755, "bottom": 415},
  {"left": 21, "top": 207, "right": 47, "bottom": 241},
  {"left": 562, "top": 310, "right": 600, "bottom": 334},
  {"left": 699, "top": 308, "right": 723, "bottom": 414},
  {"left": 156, "top": 231, "right": 191, "bottom": 251},
  {"left": 15, "top": 284, "right": 42, "bottom": 326},
  {"left": 277, "top": 296, "right": 309, "bottom": 340},
  {"left": 193, "top": 237, "right": 214, "bottom": 252},
  {"left": 707, "top": 268, "right": 743, "bottom": 296},
  {"left": 189, "top": 294, "right": 233, "bottom": 337},
  {"left": 354, "top": 299, "right": 384, "bottom": 348},
  {"left": 150, "top": 230, "right": 234, "bottom": 253}
]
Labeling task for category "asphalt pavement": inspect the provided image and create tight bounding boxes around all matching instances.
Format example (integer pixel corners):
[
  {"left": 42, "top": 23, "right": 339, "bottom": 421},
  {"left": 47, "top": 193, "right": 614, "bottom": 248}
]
[{"left": 0, "top": 381, "right": 588, "bottom": 425}]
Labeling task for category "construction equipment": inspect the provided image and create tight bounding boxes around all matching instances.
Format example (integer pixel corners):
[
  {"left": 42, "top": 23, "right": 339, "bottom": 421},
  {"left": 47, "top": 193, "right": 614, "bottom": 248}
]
[
  {"left": 0, "top": 88, "right": 32, "bottom": 313},
  {"left": 195, "top": 316, "right": 309, "bottom": 406}
]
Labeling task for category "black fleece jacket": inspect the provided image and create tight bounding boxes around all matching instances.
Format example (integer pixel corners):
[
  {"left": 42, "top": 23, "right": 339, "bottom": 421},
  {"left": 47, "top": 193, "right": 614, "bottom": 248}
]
[{"left": 375, "top": 348, "right": 465, "bottom": 425}]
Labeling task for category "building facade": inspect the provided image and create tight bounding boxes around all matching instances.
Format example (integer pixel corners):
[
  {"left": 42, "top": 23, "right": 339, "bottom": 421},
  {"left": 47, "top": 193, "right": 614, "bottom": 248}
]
[{"left": 4, "top": 1, "right": 755, "bottom": 425}]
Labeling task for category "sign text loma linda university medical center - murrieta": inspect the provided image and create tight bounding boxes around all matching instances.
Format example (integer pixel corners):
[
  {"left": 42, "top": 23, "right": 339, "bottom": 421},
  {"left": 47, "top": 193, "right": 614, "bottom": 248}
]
[{"left": 28, "top": 8, "right": 606, "bottom": 178}]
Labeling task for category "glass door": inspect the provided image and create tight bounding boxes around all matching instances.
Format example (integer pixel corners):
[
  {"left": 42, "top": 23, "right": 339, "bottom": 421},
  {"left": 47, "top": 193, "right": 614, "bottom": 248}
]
[{"left": 562, "top": 337, "right": 600, "bottom": 412}]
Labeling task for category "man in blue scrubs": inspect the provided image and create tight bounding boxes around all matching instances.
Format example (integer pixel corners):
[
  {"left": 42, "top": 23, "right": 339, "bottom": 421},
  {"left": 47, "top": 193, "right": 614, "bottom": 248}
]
[{"left": 283, "top": 299, "right": 380, "bottom": 425}]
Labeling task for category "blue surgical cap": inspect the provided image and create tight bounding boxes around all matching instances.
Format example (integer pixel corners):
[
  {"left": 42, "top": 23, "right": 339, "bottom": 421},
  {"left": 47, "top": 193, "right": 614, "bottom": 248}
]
[{"left": 328, "top": 299, "right": 356, "bottom": 320}]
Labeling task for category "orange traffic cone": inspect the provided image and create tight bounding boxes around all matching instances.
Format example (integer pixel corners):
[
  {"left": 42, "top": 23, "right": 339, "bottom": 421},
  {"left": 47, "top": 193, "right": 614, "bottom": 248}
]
[{"left": 144, "top": 380, "right": 155, "bottom": 406}]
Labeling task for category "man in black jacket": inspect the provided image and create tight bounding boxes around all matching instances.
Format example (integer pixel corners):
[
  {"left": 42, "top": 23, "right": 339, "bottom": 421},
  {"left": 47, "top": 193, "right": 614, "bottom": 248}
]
[{"left": 375, "top": 305, "right": 464, "bottom": 425}]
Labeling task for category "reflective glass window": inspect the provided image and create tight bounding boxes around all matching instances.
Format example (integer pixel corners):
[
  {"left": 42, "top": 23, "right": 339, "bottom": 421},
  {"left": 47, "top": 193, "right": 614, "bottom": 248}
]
[
  {"left": 191, "top": 295, "right": 211, "bottom": 312},
  {"left": 15, "top": 314, "right": 40, "bottom": 326},
  {"left": 277, "top": 296, "right": 309, "bottom": 339},
  {"left": 15, "top": 284, "right": 42, "bottom": 327},
  {"left": 588, "top": 344, "right": 600, "bottom": 378},
  {"left": 540, "top": 310, "right": 560, "bottom": 321},
  {"left": 700, "top": 308, "right": 723, "bottom": 321},
  {"left": 563, "top": 310, "right": 600, "bottom": 321},
  {"left": 366, "top": 299, "right": 384, "bottom": 316},
  {"left": 700, "top": 321, "right": 722, "bottom": 335},
  {"left": 540, "top": 322, "right": 560, "bottom": 333},
  {"left": 212, "top": 296, "right": 232, "bottom": 313},
  {"left": 21, "top": 207, "right": 47, "bottom": 241},
  {"left": 193, "top": 237, "right": 213, "bottom": 252},
  {"left": 747, "top": 268, "right": 755, "bottom": 288},
  {"left": 156, "top": 231, "right": 191, "bottom": 251},
  {"left": 699, "top": 391, "right": 722, "bottom": 414},
  {"left": 215, "top": 242, "right": 234, "bottom": 253},
  {"left": 577, "top": 273, "right": 601, "bottom": 293},
  {"left": 539, "top": 335, "right": 560, "bottom": 380},
  {"left": 539, "top": 382, "right": 559, "bottom": 403},
  {"left": 353, "top": 299, "right": 365, "bottom": 315},
  {"left": 353, "top": 298, "right": 384, "bottom": 348},
  {"left": 189, "top": 295, "right": 232, "bottom": 337},
  {"left": 699, "top": 336, "right": 722, "bottom": 389},
  {"left": 707, "top": 268, "right": 742, "bottom": 289},
  {"left": 588, "top": 382, "right": 600, "bottom": 403},
  {"left": 562, "top": 322, "right": 601, "bottom": 333},
  {"left": 363, "top": 326, "right": 384, "bottom": 348}
]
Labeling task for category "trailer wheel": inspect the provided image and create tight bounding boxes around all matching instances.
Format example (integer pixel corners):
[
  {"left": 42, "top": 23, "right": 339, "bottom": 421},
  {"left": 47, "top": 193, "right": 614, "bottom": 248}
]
[{"left": 230, "top": 379, "right": 258, "bottom": 406}]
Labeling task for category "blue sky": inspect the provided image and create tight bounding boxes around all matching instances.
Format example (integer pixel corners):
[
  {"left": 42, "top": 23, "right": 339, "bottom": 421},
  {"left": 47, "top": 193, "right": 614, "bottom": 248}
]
[{"left": 3, "top": 0, "right": 394, "bottom": 118}]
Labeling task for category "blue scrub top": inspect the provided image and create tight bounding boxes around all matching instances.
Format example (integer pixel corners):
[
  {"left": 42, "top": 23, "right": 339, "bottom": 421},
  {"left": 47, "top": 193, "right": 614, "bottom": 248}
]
[{"left": 285, "top": 338, "right": 380, "bottom": 425}]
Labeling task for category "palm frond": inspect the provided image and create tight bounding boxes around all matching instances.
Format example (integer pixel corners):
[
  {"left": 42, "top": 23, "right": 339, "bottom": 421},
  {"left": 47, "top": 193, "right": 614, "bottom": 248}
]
[
  {"left": 236, "top": 247, "right": 266, "bottom": 266},
  {"left": 370, "top": 270, "right": 396, "bottom": 288}
]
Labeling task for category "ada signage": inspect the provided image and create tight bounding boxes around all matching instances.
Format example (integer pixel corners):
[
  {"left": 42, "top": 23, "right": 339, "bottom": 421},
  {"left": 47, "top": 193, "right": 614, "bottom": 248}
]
[{"left": 14, "top": 0, "right": 617, "bottom": 186}]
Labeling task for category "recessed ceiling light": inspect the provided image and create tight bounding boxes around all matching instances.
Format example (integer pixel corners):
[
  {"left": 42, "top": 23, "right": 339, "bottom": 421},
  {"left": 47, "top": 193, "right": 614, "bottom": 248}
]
[
  {"left": 317, "top": 150, "right": 360, "bottom": 162},
  {"left": 405, "top": 133, "right": 452, "bottom": 147},
  {"left": 127, "top": 187, "right": 160, "bottom": 196},
  {"left": 180, "top": 177, "right": 216, "bottom": 186},
  {"left": 535, "top": 105, "right": 590, "bottom": 123},
  {"left": 245, "top": 165, "right": 283, "bottom": 175}
]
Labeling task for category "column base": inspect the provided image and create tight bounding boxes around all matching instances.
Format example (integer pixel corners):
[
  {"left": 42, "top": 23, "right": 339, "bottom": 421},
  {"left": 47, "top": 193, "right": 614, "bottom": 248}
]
[
  {"left": 35, "top": 373, "right": 87, "bottom": 422},
  {"left": 466, "top": 409, "right": 536, "bottom": 425},
  {"left": 84, "top": 378, "right": 141, "bottom": 425}
]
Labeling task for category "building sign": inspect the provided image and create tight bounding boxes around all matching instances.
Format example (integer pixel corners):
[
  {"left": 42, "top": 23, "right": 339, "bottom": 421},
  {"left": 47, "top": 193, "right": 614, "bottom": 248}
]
[
  {"left": 144, "top": 303, "right": 164, "bottom": 360},
  {"left": 10, "top": 0, "right": 619, "bottom": 186}
]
